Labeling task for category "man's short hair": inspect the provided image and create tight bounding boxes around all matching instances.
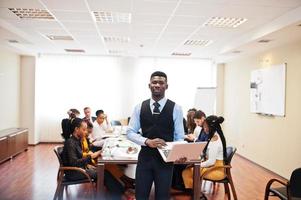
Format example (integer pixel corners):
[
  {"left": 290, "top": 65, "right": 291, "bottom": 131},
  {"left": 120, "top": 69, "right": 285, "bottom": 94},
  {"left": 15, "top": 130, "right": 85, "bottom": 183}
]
[
  {"left": 84, "top": 107, "right": 90, "bottom": 111},
  {"left": 150, "top": 71, "right": 167, "bottom": 81},
  {"left": 95, "top": 110, "right": 104, "bottom": 117},
  {"left": 194, "top": 110, "right": 206, "bottom": 119}
]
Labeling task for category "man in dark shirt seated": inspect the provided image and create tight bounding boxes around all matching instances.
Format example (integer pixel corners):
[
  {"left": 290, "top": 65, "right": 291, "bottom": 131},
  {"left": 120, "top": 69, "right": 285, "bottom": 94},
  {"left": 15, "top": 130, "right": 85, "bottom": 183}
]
[{"left": 62, "top": 117, "right": 125, "bottom": 199}]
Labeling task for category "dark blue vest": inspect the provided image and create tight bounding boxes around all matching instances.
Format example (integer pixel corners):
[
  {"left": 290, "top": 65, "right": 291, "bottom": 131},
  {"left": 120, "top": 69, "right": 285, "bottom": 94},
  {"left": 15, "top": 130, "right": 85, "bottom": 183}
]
[{"left": 140, "top": 99, "right": 175, "bottom": 142}]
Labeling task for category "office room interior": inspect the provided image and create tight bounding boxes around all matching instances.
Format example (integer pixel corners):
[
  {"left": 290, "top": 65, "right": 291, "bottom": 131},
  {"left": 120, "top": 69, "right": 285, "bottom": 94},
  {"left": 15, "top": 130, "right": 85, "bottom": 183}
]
[{"left": 0, "top": 0, "right": 301, "bottom": 199}]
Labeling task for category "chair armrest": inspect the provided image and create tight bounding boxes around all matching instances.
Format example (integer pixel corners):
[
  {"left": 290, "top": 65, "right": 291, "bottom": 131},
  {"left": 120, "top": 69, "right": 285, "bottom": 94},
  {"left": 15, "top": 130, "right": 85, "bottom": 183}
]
[
  {"left": 59, "top": 166, "right": 93, "bottom": 183},
  {"left": 265, "top": 178, "right": 288, "bottom": 190},
  {"left": 200, "top": 165, "right": 231, "bottom": 181}
]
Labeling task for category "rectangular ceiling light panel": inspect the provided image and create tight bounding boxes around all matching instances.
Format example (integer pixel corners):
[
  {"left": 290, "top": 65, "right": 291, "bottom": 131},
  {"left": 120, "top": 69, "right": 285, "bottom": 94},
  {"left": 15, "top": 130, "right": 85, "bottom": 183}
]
[
  {"left": 184, "top": 39, "right": 213, "bottom": 46},
  {"left": 204, "top": 17, "right": 247, "bottom": 28},
  {"left": 171, "top": 52, "right": 191, "bottom": 56},
  {"left": 47, "top": 35, "right": 74, "bottom": 41},
  {"left": 64, "top": 49, "right": 85, "bottom": 53},
  {"left": 8, "top": 8, "right": 54, "bottom": 20},
  {"left": 103, "top": 36, "right": 130, "bottom": 43},
  {"left": 92, "top": 11, "right": 131, "bottom": 24}
]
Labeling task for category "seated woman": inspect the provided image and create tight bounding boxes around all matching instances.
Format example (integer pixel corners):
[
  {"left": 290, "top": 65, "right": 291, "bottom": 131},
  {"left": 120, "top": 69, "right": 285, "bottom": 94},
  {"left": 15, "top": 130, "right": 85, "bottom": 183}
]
[
  {"left": 62, "top": 118, "right": 125, "bottom": 199},
  {"left": 182, "top": 115, "right": 227, "bottom": 189},
  {"left": 82, "top": 120, "right": 135, "bottom": 190}
]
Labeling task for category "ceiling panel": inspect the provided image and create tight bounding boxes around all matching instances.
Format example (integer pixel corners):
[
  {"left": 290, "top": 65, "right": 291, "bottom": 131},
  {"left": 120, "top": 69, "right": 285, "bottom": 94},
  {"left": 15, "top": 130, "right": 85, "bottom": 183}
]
[
  {"left": 51, "top": 10, "right": 92, "bottom": 22},
  {"left": 87, "top": 0, "right": 132, "bottom": 12},
  {"left": 0, "top": 0, "right": 44, "bottom": 9},
  {"left": 133, "top": 0, "right": 178, "bottom": 15},
  {"left": 41, "top": 0, "right": 88, "bottom": 11},
  {"left": 132, "top": 14, "right": 169, "bottom": 25}
]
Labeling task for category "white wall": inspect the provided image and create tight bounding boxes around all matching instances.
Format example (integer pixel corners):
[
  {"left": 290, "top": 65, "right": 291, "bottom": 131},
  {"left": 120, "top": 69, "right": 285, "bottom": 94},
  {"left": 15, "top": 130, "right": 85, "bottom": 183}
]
[
  {"left": 223, "top": 39, "right": 301, "bottom": 178},
  {"left": 20, "top": 56, "right": 37, "bottom": 144},
  {"left": 35, "top": 55, "right": 214, "bottom": 142},
  {"left": 0, "top": 49, "right": 20, "bottom": 130}
]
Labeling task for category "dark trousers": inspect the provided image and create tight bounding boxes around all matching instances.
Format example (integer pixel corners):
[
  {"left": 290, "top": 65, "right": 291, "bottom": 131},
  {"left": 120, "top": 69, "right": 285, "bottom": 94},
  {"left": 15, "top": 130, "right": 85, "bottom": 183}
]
[{"left": 135, "top": 148, "right": 173, "bottom": 200}]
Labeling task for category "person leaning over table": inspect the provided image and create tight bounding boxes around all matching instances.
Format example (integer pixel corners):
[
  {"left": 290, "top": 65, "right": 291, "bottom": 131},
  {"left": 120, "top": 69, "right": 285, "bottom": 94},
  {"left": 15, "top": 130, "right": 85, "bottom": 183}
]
[
  {"left": 62, "top": 117, "right": 125, "bottom": 199},
  {"left": 126, "top": 71, "right": 185, "bottom": 200},
  {"left": 81, "top": 119, "right": 135, "bottom": 190},
  {"left": 182, "top": 115, "right": 227, "bottom": 189}
]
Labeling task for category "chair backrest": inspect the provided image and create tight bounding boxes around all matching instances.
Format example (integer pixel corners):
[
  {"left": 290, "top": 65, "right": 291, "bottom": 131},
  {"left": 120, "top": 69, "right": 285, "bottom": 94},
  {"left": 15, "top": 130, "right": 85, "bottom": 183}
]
[
  {"left": 54, "top": 146, "right": 64, "bottom": 166},
  {"left": 111, "top": 120, "right": 122, "bottom": 126},
  {"left": 290, "top": 168, "right": 301, "bottom": 197},
  {"left": 225, "top": 146, "right": 237, "bottom": 165}
]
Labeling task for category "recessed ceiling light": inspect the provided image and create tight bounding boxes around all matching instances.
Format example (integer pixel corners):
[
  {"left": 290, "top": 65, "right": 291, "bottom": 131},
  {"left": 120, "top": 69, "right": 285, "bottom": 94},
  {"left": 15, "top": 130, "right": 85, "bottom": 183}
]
[
  {"left": 258, "top": 39, "right": 272, "bottom": 43},
  {"left": 204, "top": 17, "right": 247, "bottom": 28},
  {"left": 103, "top": 36, "right": 130, "bottom": 43},
  {"left": 92, "top": 11, "right": 131, "bottom": 24},
  {"left": 184, "top": 40, "right": 213, "bottom": 46},
  {"left": 47, "top": 35, "right": 73, "bottom": 41},
  {"left": 64, "top": 49, "right": 85, "bottom": 53},
  {"left": 171, "top": 52, "right": 191, "bottom": 56},
  {"left": 8, "top": 8, "right": 54, "bottom": 20}
]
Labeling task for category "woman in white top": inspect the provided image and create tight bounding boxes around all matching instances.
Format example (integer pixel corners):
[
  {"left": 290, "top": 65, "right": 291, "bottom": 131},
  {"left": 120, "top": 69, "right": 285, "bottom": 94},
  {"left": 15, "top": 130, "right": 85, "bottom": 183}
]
[{"left": 182, "top": 115, "right": 227, "bottom": 189}]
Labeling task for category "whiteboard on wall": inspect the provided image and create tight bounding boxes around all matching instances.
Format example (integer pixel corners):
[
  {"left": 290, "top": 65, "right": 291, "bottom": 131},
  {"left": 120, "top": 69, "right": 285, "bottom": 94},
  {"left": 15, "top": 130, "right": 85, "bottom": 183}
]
[
  {"left": 194, "top": 87, "right": 216, "bottom": 116},
  {"left": 250, "top": 63, "right": 286, "bottom": 116}
]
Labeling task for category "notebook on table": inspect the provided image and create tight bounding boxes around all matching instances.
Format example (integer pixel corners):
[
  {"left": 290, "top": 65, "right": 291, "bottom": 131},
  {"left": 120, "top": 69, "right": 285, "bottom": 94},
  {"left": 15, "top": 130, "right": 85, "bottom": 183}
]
[{"left": 157, "top": 141, "right": 206, "bottom": 162}]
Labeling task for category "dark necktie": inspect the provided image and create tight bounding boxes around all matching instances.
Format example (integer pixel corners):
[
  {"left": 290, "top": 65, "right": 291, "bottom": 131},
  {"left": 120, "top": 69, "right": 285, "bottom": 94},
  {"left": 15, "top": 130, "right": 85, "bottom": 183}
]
[{"left": 153, "top": 102, "right": 160, "bottom": 116}]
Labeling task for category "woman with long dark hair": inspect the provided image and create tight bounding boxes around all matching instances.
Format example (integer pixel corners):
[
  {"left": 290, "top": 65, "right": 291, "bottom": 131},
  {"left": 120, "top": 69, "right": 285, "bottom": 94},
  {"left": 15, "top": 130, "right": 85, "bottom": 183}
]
[{"left": 182, "top": 115, "right": 227, "bottom": 189}]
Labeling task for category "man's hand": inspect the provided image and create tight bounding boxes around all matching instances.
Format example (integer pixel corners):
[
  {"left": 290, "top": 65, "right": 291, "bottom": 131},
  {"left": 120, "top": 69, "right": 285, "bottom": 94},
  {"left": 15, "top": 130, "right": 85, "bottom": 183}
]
[
  {"left": 174, "top": 157, "right": 187, "bottom": 164},
  {"left": 145, "top": 138, "right": 166, "bottom": 148}
]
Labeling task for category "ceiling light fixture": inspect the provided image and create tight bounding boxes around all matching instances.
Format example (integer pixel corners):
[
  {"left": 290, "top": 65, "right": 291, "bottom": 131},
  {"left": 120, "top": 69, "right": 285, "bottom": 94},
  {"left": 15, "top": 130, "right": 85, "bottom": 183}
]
[
  {"left": 171, "top": 52, "right": 191, "bottom": 56},
  {"left": 204, "top": 17, "right": 247, "bottom": 28},
  {"left": 103, "top": 36, "right": 130, "bottom": 43},
  {"left": 8, "top": 8, "right": 54, "bottom": 20},
  {"left": 184, "top": 39, "right": 213, "bottom": 46},
  {"left": 258, "top": 39, "right": 272, "bottom": 43},
  {"left": 92, "top": 11, "right": 131, "bottom": 24},
  {"left": 64, "top": 49, "right": 85, "bottom": 53},
  {"left": 47, "top": 35, "right": 74, "bottom": 41}
]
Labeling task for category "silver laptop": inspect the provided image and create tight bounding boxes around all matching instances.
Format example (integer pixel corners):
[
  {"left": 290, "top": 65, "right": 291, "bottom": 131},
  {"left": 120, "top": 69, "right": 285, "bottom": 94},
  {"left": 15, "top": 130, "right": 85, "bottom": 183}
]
[{"left": 158, "top": 141, "right": 207, "bottom": 162}]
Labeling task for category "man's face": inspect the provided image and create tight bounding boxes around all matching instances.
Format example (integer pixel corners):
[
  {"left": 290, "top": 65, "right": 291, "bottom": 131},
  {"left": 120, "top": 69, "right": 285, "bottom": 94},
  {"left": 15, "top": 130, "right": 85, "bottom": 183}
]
[
  {"left": 76, "top": 122, "right": 87, "bottom": 138},
  {"left": 194, "top": 116, "right": 206, "bottom": 127},
  {"left": 149, "top": 76, "right": 168, "bottom": 98},
  {"left": 84, "top": 108, "right": 91, "bottom": 118},
  {"left": 96, "top": 113, "right": 105, "bottom": 124}
]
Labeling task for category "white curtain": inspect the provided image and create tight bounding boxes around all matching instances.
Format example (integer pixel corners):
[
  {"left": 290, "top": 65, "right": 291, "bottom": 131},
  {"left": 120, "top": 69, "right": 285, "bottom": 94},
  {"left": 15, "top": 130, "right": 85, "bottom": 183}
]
[{"left": 35, "top": 55, "right": 215, "bottom": 142}]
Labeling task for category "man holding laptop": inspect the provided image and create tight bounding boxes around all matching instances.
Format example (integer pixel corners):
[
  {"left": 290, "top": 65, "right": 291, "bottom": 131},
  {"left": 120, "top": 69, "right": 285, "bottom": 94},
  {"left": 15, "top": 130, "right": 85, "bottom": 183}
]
[{"left": 127, "top": 71, "right": 185, "bottom": 199}]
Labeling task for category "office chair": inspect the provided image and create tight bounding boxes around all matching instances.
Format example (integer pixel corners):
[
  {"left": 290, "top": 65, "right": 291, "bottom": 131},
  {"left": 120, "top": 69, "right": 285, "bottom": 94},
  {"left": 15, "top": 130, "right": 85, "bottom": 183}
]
[
  {"left": 264, "top": 168, "right": 301, "bottom": 200},
  {"left": 200, "top": 146, "right": 238, "bottom": 200},
  {"left": 53, "top": 146, "right": 96, "bottom": 200},
  {"left": 110, "top": 120, "right": 122, "bottom": 126}
]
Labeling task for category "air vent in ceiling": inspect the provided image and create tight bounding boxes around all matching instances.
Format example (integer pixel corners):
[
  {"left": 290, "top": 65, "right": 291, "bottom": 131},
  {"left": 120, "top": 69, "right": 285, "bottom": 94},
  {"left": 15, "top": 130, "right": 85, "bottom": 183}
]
[
  {"left": 47, "top": 35, "right": 74, "bottom": 41},
  {"left": 103, "top": 36, "right": 130, "bottom": 43},
  {"left": 258, "top": 39, "right": 272, "bottom": 43},
  {"left": 171, "top": 52, "right": 191, "bottom": 56},
  {"left": 184, "top": 40, "right": 213, "bottom": 46},
  {"left": 204, "top": 17, "right": 247, "bottom": 28},
  {"left": 232, "top": 50, "right": 242, "bottom": 54},
  {"left": 8, "top": 8, "right": 54, "bottom": 20},
  {"left": 92, "top": 11, "right": 131, "bottom": 24},
  {"left": 64, "top": 49, "right": 85, "bottom": 53},
  {"left": 108, "top": 49, "right": 126, "bottom": 54},
  {"left": 8, "top": 39, "right": 19, "bottom": 43}
]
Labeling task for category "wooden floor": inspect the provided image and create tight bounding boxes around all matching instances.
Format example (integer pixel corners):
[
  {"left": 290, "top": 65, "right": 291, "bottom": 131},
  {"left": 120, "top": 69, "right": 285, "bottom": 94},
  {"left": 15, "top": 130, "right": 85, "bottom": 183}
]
[{"left": 0, "top": 144, "right": 286, "bottom": 200}]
